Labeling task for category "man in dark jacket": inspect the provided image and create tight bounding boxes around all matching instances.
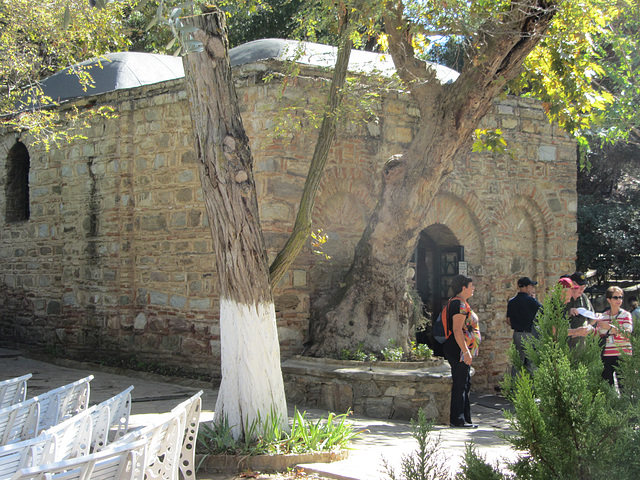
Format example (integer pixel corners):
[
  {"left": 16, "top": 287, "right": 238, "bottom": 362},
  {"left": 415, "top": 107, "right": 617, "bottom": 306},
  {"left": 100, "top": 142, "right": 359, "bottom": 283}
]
[{"left": 507, "top": 276, "right": 542, "bottom": 376}]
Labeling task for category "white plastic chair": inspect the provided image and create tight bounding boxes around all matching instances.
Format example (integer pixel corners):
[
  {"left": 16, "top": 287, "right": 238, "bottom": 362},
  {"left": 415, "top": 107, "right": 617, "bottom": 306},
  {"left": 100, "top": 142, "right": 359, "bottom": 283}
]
[
  {"left": 0, "top": 375, "right": 32, "bottom": 409},
  {"left": 170, "top": 392, "right": 202, "bottom": 480},
  {"left": 86, "top": 386, "right": 134, "bottom": 451},
  {"left": 0, "top": 446, "right": 28, "bottom": 479},
  {"left": 0, "top": 376, "right": 93, "bottom": 445},
  {"left": 112, "top": 412, "right": 183, "bottom": 480},
  {"left": 0, "top": 386, "right": 134, "bottom": 479},
  {"left": 10, "top": 436, "right": 149, "bottom": 480},
  {"left": 0, "top": 410, "right": 93, "bottom": 479},
  {"left": 111, "top": 391, "right": 202, "bottom": 480}
]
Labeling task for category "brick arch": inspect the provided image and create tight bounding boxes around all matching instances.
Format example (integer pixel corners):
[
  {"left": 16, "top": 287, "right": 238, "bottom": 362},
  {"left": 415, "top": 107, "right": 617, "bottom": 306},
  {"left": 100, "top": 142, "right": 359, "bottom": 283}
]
[
  {"left": 423, "top": 192, "right": 486, "bottom": 264},
  {"left": 437, "top": 181, "right": 491, "bottom": 231},
  {"left": 495, "top": 184, "right": 555, "bottom": 240},
  {"left": 494, "top": 191, "right": 551, "bottom": 281},
  {"left": 313, "top": 166, "right": 377, "bottom": 231}
]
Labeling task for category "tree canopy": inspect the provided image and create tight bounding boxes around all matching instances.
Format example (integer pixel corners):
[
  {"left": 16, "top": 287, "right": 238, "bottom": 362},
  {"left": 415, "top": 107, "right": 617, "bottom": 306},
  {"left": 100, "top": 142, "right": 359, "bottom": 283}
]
[
  {"left": 577, "top": 142, "right": 640, "bottom": 283},
  {"left": 218, "top": 0, "right": 304, "bottom": 48},
  {"left": 215, "top": 0, "right": 639, "bottom": 155},
  {"left": 509, "top": 0, "right": 639, "bottom": 155},
  {"left": 0, "top": 0, "right": 133, "bottom": 147},
  {"left": 3, "top": 0, "right": 637, "bottom": 153}
]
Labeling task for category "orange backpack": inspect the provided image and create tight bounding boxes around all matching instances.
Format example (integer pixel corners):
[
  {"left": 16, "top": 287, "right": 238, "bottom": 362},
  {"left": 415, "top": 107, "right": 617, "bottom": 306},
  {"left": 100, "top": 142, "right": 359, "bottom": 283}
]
[{"left": 433, "top": 296, "right": 462, "bottom": 343}]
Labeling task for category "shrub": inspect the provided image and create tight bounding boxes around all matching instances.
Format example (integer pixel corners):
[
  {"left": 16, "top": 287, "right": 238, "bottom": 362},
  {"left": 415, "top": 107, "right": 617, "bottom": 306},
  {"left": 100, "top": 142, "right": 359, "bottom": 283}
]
[
  {"left": 197, "top": 408, "right": 362, "bottom": 458},
  {"left": 459, "top": 284, "right": 640, "bottom": 480},
  {"left": 411, "top": 341, "right": 433, "bottom": 361},
  {"left": 340, "top": 342, "right": 378, "bottom": 362},
  {"left": 383, "top": 409, "right": 449, "bottom": 480},
  {"left": 455, "top": 445, "right": 505, "bottom": 480},
  {"left": 382, "top": 339, "right": 404, "bottom": 362}
]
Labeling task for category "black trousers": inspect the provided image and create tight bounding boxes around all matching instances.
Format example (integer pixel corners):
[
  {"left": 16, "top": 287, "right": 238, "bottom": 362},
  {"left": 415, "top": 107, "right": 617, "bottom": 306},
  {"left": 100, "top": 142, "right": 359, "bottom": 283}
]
[
  {"left": 443, "top": 337, "right": 472, "bottom": 425},
  {"left": 602, "top": 355, "right": 620, "bottom": 387}
]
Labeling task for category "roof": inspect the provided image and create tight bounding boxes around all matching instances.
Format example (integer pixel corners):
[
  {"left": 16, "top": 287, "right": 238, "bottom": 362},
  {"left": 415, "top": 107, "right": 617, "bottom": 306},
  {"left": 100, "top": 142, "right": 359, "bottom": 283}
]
[
  {"left": 36, "top": 52, "right": 185, "bottom": 103},
  {"left": 230, "top": 38, "right": 459, "bottom": 83},
  {"left": 37, "top": 39, "right": 459, "bottom": 103}
]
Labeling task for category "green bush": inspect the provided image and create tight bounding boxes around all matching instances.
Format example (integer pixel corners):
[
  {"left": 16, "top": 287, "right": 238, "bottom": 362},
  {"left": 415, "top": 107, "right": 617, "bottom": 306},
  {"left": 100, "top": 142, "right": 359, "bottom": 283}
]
[
  {"left": 411, "top": 341, "right": 433, "bottom": 361},
  {"left": 455, "top": 445, "right": 504, "bottom": 480},
  {"left": 457, "top": 284, "right": 640, "bottom": 480},
  {"left": 340, "top": 342, "right": 378, "bottom": 361}
]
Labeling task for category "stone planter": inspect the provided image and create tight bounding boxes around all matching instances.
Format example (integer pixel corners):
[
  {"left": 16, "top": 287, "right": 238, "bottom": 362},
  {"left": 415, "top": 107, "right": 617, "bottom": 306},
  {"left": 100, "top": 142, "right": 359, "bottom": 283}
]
[
  {"left": 196, "top": 449, "right": 349, "bottom": 473},
  {"left": 282, "top": 355, "right": 452, "bottom": 424}
]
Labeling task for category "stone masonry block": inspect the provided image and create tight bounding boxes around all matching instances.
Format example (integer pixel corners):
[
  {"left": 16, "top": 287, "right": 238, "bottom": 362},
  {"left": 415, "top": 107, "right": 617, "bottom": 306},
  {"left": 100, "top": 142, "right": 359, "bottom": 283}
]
[
  {"left": 134, "top": 313, "right": 147, "bottom": 330},
  {"left": 538, "top": 145, "right": 557, "bottom": 161},
  {"left": 149, "top": 291, "right": 168, "bottom": 306},
  {"left": 169, "top": 295, "right": 187, "bottom": 308},
  {"left": 161, "top": 335, "right": 181, "bottom": 351},
  {"left": 292, "top": 270, "right": 307, "bottom": 287},
  {"left": 501, "top": 117, "right": 519, "bottom": 130},
  {"left": 260, "top": 203, "right": 291, "bottom": 222},
  {"left": 384, "top": 385, "right": 416, "bottom": 397},
  {"left": 363, "top": 396, "right": 393, "bottom": 419},
  {"left": 190, "top": 298, "right": 211, "bottom": 310},
  {"left": 320, "top": 382, "right": 353, "bottom": 414}
]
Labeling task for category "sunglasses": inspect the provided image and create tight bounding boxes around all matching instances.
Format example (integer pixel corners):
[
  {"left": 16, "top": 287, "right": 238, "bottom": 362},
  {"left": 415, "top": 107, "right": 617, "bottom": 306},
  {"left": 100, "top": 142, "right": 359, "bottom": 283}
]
[{"left": 610, "top": 296, "right": 623, "bottom": 300}]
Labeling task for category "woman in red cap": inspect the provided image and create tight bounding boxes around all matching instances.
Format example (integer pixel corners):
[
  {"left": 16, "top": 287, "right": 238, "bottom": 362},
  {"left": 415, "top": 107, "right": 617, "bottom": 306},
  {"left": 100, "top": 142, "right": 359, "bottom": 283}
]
[{"left": 557, "top": 277, "right": 593, "bottom": 339}]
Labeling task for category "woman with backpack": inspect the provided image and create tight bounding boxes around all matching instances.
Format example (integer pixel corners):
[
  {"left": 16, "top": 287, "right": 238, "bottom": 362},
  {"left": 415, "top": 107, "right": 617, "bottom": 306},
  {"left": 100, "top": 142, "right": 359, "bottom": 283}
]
[{"left": 442, "top": 274, "right": 481, "bottom": 428}]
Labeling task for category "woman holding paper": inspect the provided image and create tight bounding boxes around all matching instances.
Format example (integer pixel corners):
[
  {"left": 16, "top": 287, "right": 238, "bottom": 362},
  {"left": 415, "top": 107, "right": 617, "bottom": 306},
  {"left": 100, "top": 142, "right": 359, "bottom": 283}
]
[{"left": 597, "top": 286, "right": 633, "bottom": 388}]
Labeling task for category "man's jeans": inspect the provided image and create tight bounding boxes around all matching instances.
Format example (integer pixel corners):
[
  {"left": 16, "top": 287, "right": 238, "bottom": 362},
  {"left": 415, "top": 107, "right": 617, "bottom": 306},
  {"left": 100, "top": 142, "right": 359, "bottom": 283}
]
[{"left": 512, "top": 330, "right": 534, "bottom": 377}]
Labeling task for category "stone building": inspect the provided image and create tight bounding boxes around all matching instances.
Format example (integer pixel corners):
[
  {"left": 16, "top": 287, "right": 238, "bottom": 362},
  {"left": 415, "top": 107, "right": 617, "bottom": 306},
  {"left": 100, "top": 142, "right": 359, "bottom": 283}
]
[{"left": 0, "top": 40, "right": 577, "bottom": 390}]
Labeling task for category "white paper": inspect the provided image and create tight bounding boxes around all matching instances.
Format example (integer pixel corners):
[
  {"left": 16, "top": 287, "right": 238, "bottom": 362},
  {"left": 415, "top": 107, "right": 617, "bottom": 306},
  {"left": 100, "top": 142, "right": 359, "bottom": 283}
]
[{"left": 576, "top": 307, "right": 599, "bottom": 319}]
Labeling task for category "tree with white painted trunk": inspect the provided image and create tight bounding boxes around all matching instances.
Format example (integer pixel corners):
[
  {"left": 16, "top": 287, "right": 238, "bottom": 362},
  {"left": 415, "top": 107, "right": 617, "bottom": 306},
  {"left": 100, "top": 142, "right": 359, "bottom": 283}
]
[
  {"left": 181, "top": 11, "right": 288, "bottom": 439},
  {"left": 181, "top": 5, "right": 355, "bottom": 439}
]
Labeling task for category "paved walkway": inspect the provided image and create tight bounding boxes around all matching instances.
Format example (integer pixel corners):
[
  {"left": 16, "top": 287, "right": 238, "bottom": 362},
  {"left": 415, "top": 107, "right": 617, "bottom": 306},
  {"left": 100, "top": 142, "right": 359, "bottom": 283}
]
[{"left": 0, "top": 348, "right": 519, "bottom": 480}]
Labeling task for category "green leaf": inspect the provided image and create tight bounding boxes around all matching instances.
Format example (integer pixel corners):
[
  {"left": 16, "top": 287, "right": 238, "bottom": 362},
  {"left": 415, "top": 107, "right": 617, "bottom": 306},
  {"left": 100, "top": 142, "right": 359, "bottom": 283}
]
[
  {"left": 63, "top": 6, "right": 71, "bottom": 31},
  {"left": 165, "top": 37, "right": 176, "bottom": 51},
  {"left": 133, "top": 0, "right": 151, "bottom": 14},
  {"left": 145, "top": 16, "right": 158, "bottom": 32}
]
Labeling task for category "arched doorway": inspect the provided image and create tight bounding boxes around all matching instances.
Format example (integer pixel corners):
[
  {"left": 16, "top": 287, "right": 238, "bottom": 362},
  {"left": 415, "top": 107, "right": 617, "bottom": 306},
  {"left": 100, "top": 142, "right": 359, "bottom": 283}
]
[
  {"left": 413, "top": 224, "right": 464, "bottom": 351},
  {"left": 5, "top": 141, "right": 30, "bottom": 223}
]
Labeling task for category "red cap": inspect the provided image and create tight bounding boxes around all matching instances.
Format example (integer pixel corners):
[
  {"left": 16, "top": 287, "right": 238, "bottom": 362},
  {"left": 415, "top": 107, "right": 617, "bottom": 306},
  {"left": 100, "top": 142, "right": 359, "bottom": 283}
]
[{"left": 558, "top": 277, "right": 573, "bottom": 288}]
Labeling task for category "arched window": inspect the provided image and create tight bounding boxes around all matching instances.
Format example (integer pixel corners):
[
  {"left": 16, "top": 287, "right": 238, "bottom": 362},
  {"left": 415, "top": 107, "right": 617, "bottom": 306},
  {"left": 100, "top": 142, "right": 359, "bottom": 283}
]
[{"left": 5, "top": 141, "right": 30, "bottom": 223}]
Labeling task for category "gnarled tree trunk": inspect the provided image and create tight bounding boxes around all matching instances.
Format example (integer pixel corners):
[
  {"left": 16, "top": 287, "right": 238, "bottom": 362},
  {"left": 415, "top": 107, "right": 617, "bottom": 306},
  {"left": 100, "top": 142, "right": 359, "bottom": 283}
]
[
  {"left": 309, "top": 0, "right": 557, "bottom": 357},
  {"left": 182, "top": 11, "right": 287, "bottom": 440}
]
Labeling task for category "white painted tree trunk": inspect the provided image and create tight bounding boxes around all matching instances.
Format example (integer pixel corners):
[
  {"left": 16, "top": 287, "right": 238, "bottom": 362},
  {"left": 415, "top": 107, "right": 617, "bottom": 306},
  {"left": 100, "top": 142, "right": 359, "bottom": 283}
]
[
  {"left": 215, "top": 298, "right": 288, "bottom": 439},
  {"left": 182, "top": 10, "right": 289, "bottom": 439}
]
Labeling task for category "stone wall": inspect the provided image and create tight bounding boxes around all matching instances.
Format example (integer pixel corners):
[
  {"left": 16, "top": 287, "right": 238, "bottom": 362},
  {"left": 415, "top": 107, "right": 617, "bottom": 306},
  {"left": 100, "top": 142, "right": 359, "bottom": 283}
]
[
  {"left": 282, "top": 356, "right": 452, "bottom": 424},
  {"left": 0, "top": 58, "right": 577, "bottom": 387}
]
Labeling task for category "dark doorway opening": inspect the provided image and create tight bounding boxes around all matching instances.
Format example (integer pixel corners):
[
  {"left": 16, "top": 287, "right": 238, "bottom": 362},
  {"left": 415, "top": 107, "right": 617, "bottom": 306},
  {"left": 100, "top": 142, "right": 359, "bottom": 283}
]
[
  {"left": 413, "top": 225, "right": 464, "bottom": 354},
  {"left": 5, "top": 141, "right": 30, "bottom": 223}
]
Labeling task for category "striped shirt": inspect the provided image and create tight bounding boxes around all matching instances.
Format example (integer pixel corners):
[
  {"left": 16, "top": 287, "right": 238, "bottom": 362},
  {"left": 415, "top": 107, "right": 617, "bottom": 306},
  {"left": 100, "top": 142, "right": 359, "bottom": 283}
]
[{"left": 599, "top": 309, "right": 633, "bottom": 357}]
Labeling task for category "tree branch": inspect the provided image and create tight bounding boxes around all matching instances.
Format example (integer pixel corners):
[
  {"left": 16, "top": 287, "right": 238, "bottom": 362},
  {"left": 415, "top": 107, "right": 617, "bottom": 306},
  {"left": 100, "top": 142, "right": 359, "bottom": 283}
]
[{"left": 269, "top": 5, "right": 357, "bottom": 289}]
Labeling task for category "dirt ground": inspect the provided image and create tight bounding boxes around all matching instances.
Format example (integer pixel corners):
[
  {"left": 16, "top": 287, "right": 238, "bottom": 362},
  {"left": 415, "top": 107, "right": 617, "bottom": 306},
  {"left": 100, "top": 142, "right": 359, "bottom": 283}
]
[{"left": 199, "top": 470, "right": 336, "bottom": 480}]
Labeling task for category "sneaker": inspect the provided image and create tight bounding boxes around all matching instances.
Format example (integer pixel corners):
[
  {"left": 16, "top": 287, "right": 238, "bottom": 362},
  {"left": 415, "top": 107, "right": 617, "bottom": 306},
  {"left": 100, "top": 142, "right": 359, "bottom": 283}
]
[{"left": 450, "top": 422, "right": 478, "bottom": 429}]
